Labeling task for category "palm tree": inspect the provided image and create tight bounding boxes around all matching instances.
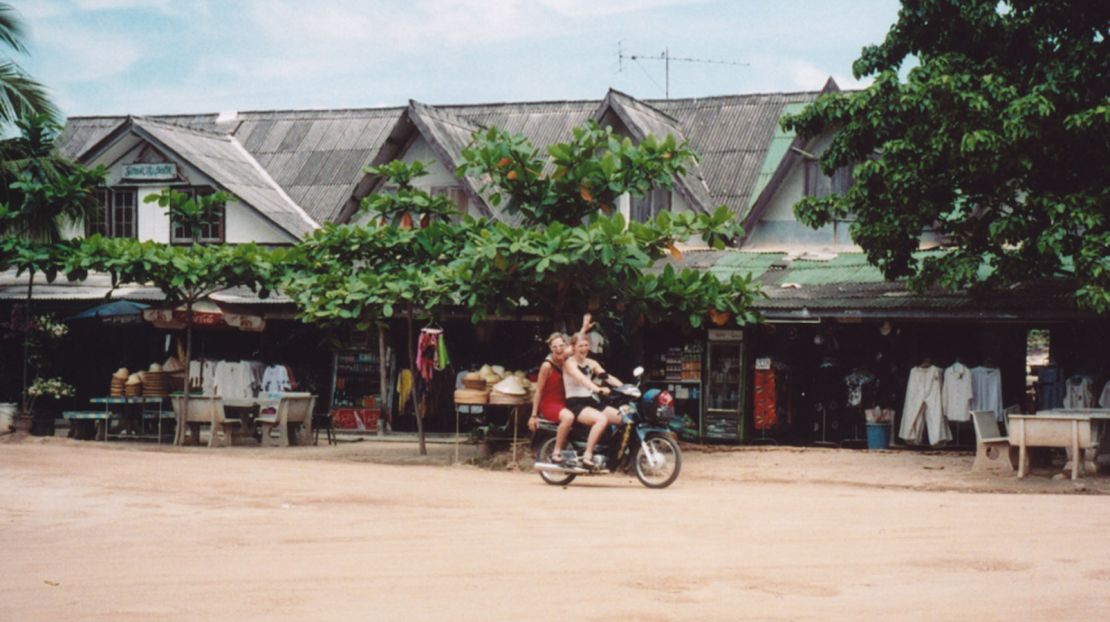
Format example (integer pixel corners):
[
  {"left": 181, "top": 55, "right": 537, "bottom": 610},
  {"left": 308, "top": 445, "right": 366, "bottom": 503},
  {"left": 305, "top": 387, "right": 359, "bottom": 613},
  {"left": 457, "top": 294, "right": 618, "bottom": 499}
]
[{"left": 0, "top": 3, "right": 57, "bottom": 125}]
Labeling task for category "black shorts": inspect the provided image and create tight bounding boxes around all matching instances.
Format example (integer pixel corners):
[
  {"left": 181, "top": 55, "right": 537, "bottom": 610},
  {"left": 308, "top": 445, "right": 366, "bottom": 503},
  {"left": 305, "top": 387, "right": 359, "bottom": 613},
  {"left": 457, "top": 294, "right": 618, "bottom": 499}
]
[{"left": 565, "top": 397, "right": 599, "bottom": 416}]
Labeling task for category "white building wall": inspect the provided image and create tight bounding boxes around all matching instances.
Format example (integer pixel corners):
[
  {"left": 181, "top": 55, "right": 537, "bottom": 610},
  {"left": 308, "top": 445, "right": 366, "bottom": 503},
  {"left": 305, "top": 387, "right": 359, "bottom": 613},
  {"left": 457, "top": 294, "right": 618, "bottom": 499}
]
[
  {"left": 92, "top": 140, "right": 294, "bottom": 244},
  {"left": 402, "top": 136, "right": 458, "bottom": 189}
]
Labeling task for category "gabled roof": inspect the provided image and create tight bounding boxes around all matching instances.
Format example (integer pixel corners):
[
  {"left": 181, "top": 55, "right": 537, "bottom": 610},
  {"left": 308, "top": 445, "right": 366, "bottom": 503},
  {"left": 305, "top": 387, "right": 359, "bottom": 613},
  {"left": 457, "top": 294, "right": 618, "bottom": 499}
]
[
  {"left": 595, "top": 89, "right": 714, "bottom": 214},
  {"left": 59, "top": 88, "right": 826, "bottom": 229},
  {"left": 78, "top": 116, "right": 318, "bottom": 239},
  {"left": 738, "top": 78, "right": 841, "bottom": 242}
]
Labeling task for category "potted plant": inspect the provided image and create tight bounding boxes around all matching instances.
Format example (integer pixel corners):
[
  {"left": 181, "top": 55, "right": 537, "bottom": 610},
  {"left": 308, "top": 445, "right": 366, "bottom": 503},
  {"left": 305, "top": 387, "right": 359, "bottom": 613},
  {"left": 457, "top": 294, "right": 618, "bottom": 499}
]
[{"left": 25, "top": 376, "right": 74, "bottom": 436}]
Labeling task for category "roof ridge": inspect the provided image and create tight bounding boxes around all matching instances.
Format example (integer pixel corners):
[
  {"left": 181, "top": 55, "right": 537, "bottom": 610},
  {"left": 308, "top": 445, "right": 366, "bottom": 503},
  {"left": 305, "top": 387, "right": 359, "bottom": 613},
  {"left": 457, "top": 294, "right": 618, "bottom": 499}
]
[{"left": 132, "top": 115, "right": 230, "bottom": 139}]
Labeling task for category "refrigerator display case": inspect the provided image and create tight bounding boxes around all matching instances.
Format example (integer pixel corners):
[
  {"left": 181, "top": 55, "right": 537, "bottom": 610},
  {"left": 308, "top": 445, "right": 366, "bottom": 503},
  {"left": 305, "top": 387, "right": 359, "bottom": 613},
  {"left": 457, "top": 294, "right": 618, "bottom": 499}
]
[
  {"left": 704, "top": 330, "right": 745, "bottom": 441},
  {"left": 330, "top": 348, "right": 381, "bottom": 430}
]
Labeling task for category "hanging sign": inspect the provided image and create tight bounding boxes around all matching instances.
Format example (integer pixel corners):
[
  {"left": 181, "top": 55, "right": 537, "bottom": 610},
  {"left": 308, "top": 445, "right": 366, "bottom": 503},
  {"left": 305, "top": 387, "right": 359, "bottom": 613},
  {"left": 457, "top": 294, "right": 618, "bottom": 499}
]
[
  {"left": 123, "top": 163, "right": 177, "bottom": 180},
  {"left": 707, "top": 329, "right": 743, "bottom": 342}
]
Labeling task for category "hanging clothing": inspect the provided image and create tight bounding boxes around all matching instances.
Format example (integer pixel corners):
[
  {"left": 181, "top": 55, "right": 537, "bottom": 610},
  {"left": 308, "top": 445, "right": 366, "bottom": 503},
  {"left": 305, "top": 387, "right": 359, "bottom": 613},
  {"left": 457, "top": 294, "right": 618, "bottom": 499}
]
[
  {"left": 416, "top": 328, "right": 441, "bottom": 382},
  {"left": 942, "top": 362, "right": 973, "bottom": 422},
  {"left": 396, "top": 369, "right": 414, "bottom": 413},
  {"left": 1100, "top": 380, "right": 1110, "bottom": 409},
  {"left": 1063, "top": 375, "right": 1095, "bottom": 409},
  {"left": 844, "top": 370, "right": 877, "bottom": 409},
  {"left": 435, "top": 333, "right": 450, "bottom": 371},
  {"left": 970, "top": 367, "right": 1003, "bottom": 421},
  {"left": 753, "top": 368, "right": 778, "bottom": 431},
  {"left": 262, "top": 365, "right": 293, "bottom": 393},
  {"left": 899, "top": 365, "right": 951, "bottom": 446}
]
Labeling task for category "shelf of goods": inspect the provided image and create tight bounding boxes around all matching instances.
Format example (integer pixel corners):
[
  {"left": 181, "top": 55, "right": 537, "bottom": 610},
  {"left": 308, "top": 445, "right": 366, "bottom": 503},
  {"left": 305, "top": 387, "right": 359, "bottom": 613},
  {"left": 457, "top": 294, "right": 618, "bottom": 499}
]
[
  {"left": 704, "top": 342, "right": 743, "bottom": 441},
  {"left": 331, "top": 350, "right": 381, "bottom": 430}
]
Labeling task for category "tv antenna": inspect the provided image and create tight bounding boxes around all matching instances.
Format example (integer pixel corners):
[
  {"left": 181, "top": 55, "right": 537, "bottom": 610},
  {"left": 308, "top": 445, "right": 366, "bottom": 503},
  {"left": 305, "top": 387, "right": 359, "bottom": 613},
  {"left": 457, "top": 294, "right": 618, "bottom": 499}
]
[{"left": 617, "top": 42, "right": 749, "bottom": 99}]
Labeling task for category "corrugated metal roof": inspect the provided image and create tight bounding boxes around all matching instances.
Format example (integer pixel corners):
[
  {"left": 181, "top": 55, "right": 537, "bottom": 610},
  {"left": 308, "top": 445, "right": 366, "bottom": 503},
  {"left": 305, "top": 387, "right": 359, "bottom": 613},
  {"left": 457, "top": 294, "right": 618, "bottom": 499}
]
[
  {"left": 60, "top": 91, "right": 823, "bottom": 230},
  {"left": 0, "top": 269, "right": 292, "bottom": 305},
  {"left": 133, "top": 118, "right": 317, "bottom": 239}
]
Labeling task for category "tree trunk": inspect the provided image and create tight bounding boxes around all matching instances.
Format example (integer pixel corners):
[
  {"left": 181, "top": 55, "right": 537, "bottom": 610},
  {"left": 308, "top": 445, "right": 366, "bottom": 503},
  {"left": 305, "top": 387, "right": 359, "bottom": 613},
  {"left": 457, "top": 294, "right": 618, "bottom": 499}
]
[
  {"left": 407, "top": 307, "right": 426, "bottom": 455},
  {"left": 175, "top": 300, "right": 194, "bottom": 446},
  {"left": 20, "top": 272, "right": 34, "bottom": 419},
  {"left": 378, "top": 323, "right": 388, "bottom": 435}
]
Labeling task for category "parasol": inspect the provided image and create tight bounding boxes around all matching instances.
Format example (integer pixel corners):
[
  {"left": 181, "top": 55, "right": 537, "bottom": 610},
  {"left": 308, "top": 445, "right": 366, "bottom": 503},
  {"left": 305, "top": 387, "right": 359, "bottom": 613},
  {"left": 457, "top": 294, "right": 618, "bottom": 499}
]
[
  {"left": 65, "top": 300, "right": 150, "bottom": 324},
  {"left": 142, "top": 299, "right": 265, "bottom": 332}
]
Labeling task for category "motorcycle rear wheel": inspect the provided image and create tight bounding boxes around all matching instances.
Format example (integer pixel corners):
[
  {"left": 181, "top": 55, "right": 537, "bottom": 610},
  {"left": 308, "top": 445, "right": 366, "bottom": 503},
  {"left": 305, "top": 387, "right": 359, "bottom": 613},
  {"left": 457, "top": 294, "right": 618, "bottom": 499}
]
[
  {"left": 537, "top": 437, "right": 577, "bottom": 486},
  {"left": 634, "top": 434, "right": 681, "bottom": 488}
]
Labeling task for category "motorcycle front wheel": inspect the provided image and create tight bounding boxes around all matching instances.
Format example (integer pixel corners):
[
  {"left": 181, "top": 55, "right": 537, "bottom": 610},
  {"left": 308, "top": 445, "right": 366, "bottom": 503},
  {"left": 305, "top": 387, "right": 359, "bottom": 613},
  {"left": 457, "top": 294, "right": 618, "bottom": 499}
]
[
  {"left": 536, "top": 437, "right": 577, "bottom": 486},
  {"left": 634, "top": 434, "right": 681, "bottom": 488}
]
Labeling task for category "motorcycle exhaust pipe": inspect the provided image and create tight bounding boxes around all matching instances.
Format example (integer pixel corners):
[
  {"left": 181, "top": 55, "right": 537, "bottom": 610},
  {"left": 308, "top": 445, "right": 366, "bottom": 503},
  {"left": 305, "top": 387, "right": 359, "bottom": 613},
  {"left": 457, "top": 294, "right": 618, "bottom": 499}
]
[{"left": 533, "top": 462, "right": 589, "bottom": 474}]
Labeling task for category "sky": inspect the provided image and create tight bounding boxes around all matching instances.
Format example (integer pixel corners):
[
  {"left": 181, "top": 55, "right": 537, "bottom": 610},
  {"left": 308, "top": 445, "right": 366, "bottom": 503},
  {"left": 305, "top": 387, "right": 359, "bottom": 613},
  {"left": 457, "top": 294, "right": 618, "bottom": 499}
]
[{"left": 18, "top": 0, "right": 903, "bottom": 119}]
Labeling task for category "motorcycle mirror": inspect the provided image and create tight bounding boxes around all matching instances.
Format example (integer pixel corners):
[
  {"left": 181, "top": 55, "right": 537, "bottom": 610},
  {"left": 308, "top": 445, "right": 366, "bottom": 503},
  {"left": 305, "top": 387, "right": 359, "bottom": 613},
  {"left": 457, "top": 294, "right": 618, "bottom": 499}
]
[{"left": 632, "top": 366, "right": 644, "bottom": 378}]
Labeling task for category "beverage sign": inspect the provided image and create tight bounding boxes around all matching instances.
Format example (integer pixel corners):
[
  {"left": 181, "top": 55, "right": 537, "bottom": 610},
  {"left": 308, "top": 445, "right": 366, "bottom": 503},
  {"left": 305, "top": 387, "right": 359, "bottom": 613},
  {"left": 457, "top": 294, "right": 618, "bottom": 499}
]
[{"left": 123, "top": 163, "right": 177, "bottom": 180}]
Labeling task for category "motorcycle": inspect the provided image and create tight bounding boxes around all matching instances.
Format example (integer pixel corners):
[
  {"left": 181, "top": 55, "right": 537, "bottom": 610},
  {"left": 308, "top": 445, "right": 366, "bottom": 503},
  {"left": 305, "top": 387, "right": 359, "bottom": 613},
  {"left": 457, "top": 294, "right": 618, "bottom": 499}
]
[{"left": 532, "top": 366, "right": 682, "bottom": 489}]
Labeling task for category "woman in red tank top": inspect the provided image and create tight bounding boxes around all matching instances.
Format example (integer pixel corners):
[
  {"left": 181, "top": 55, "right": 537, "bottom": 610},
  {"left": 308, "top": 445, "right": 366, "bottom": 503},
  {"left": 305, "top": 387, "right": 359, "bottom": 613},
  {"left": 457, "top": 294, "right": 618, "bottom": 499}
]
[{"left": 528, "top": 316, "right": 593, "bottom": 462}]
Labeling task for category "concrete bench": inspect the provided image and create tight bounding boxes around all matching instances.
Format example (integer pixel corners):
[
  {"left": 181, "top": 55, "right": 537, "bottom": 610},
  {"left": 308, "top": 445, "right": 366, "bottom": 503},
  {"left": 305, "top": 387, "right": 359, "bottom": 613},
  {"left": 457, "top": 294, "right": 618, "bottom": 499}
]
[
  {"left": 257, "top": 393, "right": 316, "bottom": 447},
  {"left": 1009, "top": 414, "right": 1099, "bottom": 480},
  {"left": 970, "top": 410, "right": 1016, "bottom": 473}
]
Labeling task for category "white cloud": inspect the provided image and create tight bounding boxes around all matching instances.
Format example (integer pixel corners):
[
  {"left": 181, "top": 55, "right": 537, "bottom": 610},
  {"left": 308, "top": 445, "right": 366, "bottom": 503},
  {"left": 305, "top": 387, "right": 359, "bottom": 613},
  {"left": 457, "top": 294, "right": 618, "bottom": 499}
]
[{"left": 33, "top": 22, "right": 143, "bottom": 81}]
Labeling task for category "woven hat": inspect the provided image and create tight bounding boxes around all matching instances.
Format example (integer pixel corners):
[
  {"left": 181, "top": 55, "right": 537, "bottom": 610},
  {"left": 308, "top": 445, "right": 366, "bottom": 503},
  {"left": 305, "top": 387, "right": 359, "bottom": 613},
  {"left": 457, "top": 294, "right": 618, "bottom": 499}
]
[
  {"left": 113, "top": 367, "right": 129, "bottom": 380},
  {"left": 492, "top": 375, "right": 526, "bottom": 396}
]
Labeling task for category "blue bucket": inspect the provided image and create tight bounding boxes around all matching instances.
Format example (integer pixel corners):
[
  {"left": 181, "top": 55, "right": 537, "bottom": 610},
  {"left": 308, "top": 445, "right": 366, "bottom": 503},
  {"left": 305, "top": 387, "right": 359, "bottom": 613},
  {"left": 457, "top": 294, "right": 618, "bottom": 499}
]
[{"left": 866, "top": 423, "right": 891, "bottom": 450}]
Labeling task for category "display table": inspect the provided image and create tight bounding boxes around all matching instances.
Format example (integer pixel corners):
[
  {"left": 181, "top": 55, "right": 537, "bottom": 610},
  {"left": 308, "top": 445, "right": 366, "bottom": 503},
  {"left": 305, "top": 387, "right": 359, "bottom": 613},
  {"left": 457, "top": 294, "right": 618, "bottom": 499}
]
[
  {"left": 65, "top": 397, "right": 170, "bottom": 442},
  {"left": 1010, "top": 411, "right": 1110, "bottom": 480}
]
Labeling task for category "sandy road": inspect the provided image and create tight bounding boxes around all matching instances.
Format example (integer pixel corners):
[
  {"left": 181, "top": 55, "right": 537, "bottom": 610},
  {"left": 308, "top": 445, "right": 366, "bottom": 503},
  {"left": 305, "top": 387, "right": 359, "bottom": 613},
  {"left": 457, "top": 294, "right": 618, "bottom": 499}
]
[{"left": 1, "top": 441, "right": 1109, "bottom": 621}]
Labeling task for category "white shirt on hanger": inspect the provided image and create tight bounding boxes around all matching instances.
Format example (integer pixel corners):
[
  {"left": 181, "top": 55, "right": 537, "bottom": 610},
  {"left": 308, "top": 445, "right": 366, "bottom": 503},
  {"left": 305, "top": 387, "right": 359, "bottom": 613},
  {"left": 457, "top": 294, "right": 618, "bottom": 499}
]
[
  {"left": 970, "top": 366, "right": 1003, "bottom": 421},
  {"left": 942, "top": 362, "right": 973, "bottom": 422}
]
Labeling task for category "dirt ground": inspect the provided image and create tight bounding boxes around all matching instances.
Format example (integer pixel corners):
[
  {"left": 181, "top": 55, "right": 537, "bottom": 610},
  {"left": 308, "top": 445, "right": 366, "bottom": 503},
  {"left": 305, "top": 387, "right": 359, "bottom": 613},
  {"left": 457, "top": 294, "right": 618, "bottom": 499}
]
[{"left": 2, "top": 434, "right": 1109, "bottom": 621}]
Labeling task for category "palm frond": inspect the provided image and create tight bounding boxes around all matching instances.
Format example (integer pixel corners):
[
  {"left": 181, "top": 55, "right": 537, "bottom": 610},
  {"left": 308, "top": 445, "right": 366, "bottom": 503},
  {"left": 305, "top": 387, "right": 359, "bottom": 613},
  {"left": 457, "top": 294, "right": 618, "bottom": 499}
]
[
  {"left": 0, "top": 3, "right": 27, "bottom": 54},
  {"left": 0, "top": 61, "right": 58, "bottom": 124}
]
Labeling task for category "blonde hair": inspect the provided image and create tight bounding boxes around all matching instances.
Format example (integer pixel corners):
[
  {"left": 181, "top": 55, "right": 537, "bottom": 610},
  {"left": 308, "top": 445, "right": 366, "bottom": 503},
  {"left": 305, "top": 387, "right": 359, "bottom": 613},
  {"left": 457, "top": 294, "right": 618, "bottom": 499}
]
[
  {"left": 546, "top": 332, "right": 567, "bottom": 346},
  {"left": 570, "top": 332, "right": 590, "bottom": 346}
]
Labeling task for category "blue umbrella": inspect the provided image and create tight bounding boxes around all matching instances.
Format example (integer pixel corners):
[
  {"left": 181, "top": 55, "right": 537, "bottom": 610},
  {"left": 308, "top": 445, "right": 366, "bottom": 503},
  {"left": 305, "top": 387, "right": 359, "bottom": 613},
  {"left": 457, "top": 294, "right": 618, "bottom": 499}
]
[{"left": 66, "top": 300, "right": 150, "bottom": 323}]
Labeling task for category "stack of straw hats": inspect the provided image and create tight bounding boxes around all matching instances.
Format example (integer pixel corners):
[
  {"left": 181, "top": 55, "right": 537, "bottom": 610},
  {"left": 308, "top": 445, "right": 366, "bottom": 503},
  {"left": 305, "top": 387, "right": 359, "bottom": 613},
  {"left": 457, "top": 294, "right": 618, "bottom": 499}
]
[
  {"left": 454, "top": 372, "right": 489, "bottom": 404},
  {"left": 489, "top": 375, "right": 528, "bottom": 405},
  {"left": 124, "top": 373, "right": 143, "bottom": 397},
  {"left": 142, "top": 363, "right": 167, "bottom": 397},
  {"left": 110, "top": 368, "right": 128, "bottom": 397}
]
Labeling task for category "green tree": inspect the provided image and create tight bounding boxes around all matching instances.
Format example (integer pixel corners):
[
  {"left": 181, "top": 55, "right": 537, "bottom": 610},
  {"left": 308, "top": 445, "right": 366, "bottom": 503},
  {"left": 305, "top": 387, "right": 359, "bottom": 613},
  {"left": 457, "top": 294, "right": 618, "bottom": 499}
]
[
  {"left": 0, "top": 2, "right": 56, "bottom": 126},
  {"left": 285, "top": 162, "right": 463, "bottom": 454},
  {"left": 285, "top": 125, "right": 762, "bottom": 450},
  {"left": 0, "top": 114, "right": 102, "bottom": 422},
  {"left": 782, "top": 0, "right": 1110, "bottom": 312},
  {"left": 68, "top": 190, "right": 279, "bottom": 445}
]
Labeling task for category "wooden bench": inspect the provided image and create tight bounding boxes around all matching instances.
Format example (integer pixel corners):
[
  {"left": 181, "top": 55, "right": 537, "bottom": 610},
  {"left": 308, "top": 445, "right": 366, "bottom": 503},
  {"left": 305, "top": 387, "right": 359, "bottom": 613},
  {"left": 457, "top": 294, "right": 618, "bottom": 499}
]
[
  {"left": 970, "top": 410, "right": 1016, "bottom": 473},
  {"left": 257, "top": 393, "right": 315, "bottom": 447},
  {"left": 1009, "top": 414, "right": 1099, "bottom": 480},
  {"left": 63, "top": 410, "right": 110, "bottom": 440}
]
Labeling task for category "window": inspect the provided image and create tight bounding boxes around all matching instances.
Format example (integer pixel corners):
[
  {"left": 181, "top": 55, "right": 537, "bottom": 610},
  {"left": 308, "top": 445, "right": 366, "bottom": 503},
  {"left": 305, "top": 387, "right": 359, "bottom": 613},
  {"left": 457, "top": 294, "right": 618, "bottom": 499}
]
[
  {"left": 430, "top": 186, "right": 468, "bottom": 214},
  {"left": 631, "top": 187, "right": 672, "bottom": 222},
  {"left": 804, "top": 160, "right": 853, "bottom": 198},
  {"left": 170, "top": 187, "right": 225, "bottom": 244},
  {"left": 87, "top": 188, "right": 137, "bottom": 238}
]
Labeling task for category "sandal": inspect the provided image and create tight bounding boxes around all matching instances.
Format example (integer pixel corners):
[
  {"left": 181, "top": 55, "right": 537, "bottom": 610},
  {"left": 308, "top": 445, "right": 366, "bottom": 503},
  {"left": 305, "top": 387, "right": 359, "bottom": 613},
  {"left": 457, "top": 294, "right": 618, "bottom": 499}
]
[
  {"left": 550, "top": 451, "right": 565, "bottom": 464},
  {"left": 581, "top": 455, "right": 597, "bottom": 469}
]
